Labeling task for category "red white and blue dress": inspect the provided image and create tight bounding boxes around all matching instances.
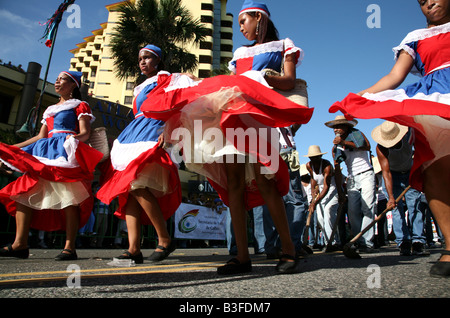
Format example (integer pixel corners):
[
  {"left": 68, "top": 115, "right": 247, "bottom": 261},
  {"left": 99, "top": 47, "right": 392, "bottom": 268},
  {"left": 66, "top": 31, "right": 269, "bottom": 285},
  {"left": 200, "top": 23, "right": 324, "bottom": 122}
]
[
  {"left": 330, "top": 22, "right": 450, "bottom": 191},
  {"left": 0, "top": 100, "right": 103, "bottom": 231},
  {"left": 96, "top": 72, "right": 181, "bottom": 224},
  {"left": 141, "top": 39, "right": 313, "bottom": 210}
]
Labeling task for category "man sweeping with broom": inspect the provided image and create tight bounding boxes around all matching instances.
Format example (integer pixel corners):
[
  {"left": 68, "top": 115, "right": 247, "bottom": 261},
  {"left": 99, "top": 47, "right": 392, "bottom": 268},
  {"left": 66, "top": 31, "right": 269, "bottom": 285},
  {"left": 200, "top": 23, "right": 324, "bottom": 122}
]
[{"left": 372, "top": 121, "right": 430, "bottom": 257}]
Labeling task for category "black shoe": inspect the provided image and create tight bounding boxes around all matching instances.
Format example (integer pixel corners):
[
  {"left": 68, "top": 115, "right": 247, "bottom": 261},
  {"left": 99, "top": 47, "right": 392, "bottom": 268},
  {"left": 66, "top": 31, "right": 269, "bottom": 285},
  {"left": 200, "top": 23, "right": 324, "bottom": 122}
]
[
  {"left": 430, "top": 251, "right": 450, "bottom": 278},
  {"left": 55, "top": 249, "right": 77, "bottom": 261},
  {"left": 412, "top": 242, "right": 430, "bottom": 256},
  {"left": 400, "top": 242, "right": 412, "bottom": 256},
  {"left": 148, "top": 241, "right": 176, "bottom": 262},
  {"left": 117, "top": 251, "right": 144, "bottom": 264},
  {"left": 0, "top": 244, "right": 29, "bottom": 259},
  {"left": 217, "top": 258, "right": 252, "bottom": 275},
  {"left": 276, "top": 254, "right": 300, "bottom": 274}
]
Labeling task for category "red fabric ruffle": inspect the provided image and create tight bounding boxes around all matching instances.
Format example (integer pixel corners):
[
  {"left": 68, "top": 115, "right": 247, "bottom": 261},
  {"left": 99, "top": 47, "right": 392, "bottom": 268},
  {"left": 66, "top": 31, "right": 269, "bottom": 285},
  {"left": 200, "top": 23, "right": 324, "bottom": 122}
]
[{"left": 97, "top": 146, "right": 181, "bottom": 225}]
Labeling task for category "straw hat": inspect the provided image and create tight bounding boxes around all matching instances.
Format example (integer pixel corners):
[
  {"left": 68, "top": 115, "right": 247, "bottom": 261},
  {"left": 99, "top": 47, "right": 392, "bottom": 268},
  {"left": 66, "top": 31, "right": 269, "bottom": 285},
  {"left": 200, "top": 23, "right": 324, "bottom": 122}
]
[
  {"left": 304, "top": 145, "right": 327, "bottom": 157},
  {"left": 371, "top": 121, "right": 408, "bottom": 148},
  {"left": 324, "top": 115, "right": 358, "bottom": 128}
]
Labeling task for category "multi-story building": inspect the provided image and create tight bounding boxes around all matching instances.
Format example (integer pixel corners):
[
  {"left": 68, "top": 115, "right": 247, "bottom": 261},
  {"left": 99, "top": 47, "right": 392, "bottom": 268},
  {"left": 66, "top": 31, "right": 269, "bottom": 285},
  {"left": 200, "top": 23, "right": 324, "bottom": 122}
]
[{"left": 69, "top": 0, "right": 233, "bottom": 106}]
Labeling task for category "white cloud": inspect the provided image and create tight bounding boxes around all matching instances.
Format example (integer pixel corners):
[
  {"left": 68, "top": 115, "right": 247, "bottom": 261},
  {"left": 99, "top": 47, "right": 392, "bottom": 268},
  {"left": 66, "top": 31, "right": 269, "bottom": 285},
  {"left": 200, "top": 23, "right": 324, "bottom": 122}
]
[
  {"left": 0, "top": 9, "right": 49, "bottom": 68},
  {"left": 0, "top": 9, "right": 38, "bottom": 32}
]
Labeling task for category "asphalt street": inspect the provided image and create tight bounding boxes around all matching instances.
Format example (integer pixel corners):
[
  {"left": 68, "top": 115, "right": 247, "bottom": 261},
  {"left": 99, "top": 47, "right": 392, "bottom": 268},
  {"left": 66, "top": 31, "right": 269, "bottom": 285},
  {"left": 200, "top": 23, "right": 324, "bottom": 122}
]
[{"left": 0, "top": 245, "right": 448, "bottom": 311}]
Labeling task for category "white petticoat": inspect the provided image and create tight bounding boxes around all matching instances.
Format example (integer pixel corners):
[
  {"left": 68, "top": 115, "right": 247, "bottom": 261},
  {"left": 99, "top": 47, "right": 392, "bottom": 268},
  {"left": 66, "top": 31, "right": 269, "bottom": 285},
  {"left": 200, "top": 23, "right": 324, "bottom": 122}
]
[
  {"left": 11, "top": 178, "right": 90, "bottom": 211},
  {"left": 130, "top": 162, "right": 173, "bottom": 198},
  {"left": 415, "top": 115, "right": 450, "bottom": 170},
  {"left": 164, "top": 86, "right": 280, "bottom": 190}
]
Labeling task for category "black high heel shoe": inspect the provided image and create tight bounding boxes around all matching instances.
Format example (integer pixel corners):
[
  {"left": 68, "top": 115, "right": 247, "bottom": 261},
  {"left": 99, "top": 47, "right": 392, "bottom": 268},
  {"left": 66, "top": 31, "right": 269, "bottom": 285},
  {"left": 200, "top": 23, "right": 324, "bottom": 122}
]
[
  {"left": 0, "top": 244, "right": 29, "bottom": 259},
  {"left": 430, "top": 250, "right": 450, "bottom": 278}
]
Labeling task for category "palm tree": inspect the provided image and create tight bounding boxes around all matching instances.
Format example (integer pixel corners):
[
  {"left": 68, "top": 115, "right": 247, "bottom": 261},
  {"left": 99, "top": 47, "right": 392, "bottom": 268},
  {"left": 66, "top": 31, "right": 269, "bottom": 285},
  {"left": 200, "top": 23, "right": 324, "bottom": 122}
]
[{"left": 110, "top": 0, "right": 209, "bottom": 80}]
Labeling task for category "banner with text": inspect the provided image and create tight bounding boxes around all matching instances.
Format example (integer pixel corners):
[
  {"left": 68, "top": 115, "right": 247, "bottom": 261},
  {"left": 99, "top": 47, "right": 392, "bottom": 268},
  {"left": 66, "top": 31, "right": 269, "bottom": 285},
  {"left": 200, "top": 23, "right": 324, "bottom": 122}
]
[{"left": 174, "top": 203, "right": 227, "bottom": 240}]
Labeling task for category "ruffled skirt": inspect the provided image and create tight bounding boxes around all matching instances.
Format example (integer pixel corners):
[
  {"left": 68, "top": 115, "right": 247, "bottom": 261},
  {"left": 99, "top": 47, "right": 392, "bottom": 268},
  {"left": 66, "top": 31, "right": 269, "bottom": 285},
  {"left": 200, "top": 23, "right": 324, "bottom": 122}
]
[
  {"left": 329, "top": 67, "right": 450, "bottom": 191},
  {"left": 141, "top": 72, "right": 313, "bottom": 210},
  {"left": 96, "top": 132, "right": 181, "bottom": 225},
  {"left": 0, "top": 136, "right": 103, "bottom": 231}
]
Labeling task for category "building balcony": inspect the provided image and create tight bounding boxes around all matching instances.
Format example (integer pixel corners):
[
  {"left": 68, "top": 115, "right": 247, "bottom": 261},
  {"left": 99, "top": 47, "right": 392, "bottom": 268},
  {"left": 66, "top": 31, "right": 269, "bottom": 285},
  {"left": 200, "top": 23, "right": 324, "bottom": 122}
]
[{"left": 94, "top": 36, "right": 103, "bottom": 44}]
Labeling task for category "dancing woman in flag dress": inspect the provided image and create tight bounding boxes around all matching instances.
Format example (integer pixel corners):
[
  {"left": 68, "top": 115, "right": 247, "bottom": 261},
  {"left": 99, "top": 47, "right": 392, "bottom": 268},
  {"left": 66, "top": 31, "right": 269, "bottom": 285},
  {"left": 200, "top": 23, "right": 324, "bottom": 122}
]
[
  {"left": 0, "top": 71, "right": 103, "bottom": 261},
  {"left": 141, "top": 1, "right": 313, "bottom": 274},
  {"left": 329, "top": 0, "right": 450, "bottom": 277},
  {"left": 96, "top": 45, "right": 181, "bottom": 264}
]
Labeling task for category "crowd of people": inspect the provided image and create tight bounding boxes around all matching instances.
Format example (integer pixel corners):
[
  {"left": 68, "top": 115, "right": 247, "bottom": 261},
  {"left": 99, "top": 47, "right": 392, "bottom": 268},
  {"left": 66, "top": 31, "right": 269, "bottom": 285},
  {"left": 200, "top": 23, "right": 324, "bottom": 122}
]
[
  {"left": 1, "top": 59, "right": 25, "bottom": 73},
  {"left": 226, "top": 118, "right": 443, "bottom": 258},
  {"left": 0, "top": 0, "right": 449, "bottom": 278}
]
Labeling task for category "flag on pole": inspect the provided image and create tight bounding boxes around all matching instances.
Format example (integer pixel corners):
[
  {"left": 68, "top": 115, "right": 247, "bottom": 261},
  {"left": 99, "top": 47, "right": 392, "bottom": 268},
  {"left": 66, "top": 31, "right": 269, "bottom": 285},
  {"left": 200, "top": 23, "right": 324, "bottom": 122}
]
[{"left": 40, "top": 0, "right": 76, "bottom": 47}]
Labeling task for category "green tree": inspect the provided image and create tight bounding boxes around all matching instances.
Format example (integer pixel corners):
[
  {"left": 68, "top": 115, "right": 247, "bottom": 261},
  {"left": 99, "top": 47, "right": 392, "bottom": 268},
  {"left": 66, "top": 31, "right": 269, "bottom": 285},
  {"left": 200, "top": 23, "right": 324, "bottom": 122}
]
[{"left": 110, "top": 0, "right": 209, "bottom": 80}]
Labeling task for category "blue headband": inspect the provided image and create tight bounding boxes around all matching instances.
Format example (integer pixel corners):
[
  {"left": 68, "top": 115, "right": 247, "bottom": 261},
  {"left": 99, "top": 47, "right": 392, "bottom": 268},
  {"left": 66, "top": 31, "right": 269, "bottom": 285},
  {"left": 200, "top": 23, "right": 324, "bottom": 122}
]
[
  {"left": 239, "top": 0, "right": 270, "bottom": 17},
  {"left": 140, "top": 44, "right": 163, "bottom": 59},
  {"left": 62, "top": 71, "right": 82, "bottom": 88}
]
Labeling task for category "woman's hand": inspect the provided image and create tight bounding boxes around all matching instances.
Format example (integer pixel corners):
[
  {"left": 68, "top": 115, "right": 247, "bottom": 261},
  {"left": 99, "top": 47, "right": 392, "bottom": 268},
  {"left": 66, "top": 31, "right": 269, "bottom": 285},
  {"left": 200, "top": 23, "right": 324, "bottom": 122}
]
[
  {"left": 181, "top": 73, "right": 200, "bottom": 81},
  {"left": 264, "top": 53, "right": 297, "bottom": 91},
  {"left": 157, "top": 133, "right": 165, "bottom": 148}
]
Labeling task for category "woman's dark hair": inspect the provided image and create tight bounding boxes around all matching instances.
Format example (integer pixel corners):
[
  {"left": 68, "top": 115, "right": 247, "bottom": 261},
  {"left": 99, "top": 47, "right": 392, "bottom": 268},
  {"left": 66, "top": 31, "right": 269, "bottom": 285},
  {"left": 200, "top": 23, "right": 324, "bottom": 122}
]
[
  {"left": 246, "top": 12, "right": 279, "bottom": 45},
  {"left": 71, "top": 86, "right": 82, "bottom": 100},
  {"left": 66, "top": 76, "right": 82, "bottom": 100}
]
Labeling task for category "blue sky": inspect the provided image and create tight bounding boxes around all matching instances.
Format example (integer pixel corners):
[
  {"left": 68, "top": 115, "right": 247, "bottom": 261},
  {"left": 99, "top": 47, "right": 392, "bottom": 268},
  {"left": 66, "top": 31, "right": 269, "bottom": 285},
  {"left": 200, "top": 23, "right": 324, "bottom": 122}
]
[{"left": 0, "top": 0, "right": 426, "bottom": 170}]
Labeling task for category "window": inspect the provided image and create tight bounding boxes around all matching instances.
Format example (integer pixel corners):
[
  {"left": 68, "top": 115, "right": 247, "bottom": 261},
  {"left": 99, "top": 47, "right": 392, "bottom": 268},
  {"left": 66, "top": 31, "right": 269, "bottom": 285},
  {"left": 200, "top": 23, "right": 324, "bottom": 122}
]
[
  {"left": 201, "top": 15, "right": 213, "bottom": 24},
  {"left": 201, "top": 3, "right": 214, "bottom": 11},
  {"left": 126, "top": 82, "right": 134, "bottom": 90},
  {"left": 200, "top": 42, "right": 213, "bottom": 50},
  {"left": 221, "top": 44, "right": 233, "bottom": 52},
  {"left": 221, "top": 20, "right": 233, "bottom": 28},
  {"left": 221, "top": 32, "right": 233, "bottom": 40},
  {"left": 199, "top": 55, "right": 212, "bottom": 64},
  {"left": 124, "top": 96, "right": 133, "bottom": 105},
  {"left": 198, "top": 70, "right": 211, "bottom": 78}
]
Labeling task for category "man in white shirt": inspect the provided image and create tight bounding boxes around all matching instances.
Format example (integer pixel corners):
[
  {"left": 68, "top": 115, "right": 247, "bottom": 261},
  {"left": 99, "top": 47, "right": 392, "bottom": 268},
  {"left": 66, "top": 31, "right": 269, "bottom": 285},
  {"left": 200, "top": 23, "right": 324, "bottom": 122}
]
[{"left": 325, "top": 116, "right": 376, "bottom": 253}]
